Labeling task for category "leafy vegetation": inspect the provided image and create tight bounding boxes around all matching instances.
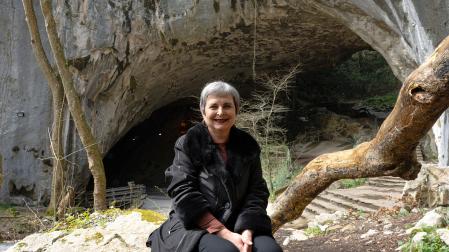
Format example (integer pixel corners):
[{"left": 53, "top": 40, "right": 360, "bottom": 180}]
[
  {"left": 401, "top": 226, "right": 449, "bottom": 252},
  {"left": 296, "top": 50, "right": 400, "bottom": 103},
  {"left": 360, "top": 92, "right": 397, "bottom": 111}
]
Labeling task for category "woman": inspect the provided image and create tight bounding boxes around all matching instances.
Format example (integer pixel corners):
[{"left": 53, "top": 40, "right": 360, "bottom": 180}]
[{"left": 148, "top": 81, "right": 282, "bottom": 252}]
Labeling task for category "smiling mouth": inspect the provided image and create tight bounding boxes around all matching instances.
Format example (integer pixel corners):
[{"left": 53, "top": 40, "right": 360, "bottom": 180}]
[{"left": 214, "top": 119, "right": 228, "bottom": 123}]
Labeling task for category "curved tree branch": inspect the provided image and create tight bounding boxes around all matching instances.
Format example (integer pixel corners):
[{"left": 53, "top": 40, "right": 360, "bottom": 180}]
[{"left": 270, "top": 36, "right": 449, "bottom": 232}]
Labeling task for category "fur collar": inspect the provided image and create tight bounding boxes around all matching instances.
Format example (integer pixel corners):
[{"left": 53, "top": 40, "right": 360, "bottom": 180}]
[{"left": 182, "top": 123, "right": 260, "bottom": 167}]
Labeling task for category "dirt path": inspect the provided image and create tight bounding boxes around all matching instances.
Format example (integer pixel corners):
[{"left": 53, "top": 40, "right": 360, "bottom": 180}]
[{"left": 275, "top": 207, "right": 421, "bottom": 252}]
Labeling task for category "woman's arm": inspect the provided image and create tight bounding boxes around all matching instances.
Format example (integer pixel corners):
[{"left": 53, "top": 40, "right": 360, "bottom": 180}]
[
  {"left": 233, "top": 156, "right": 272, "bottom": 235},
  {"left": 166, "top": 136, "right": 211, "bottom": 228}
]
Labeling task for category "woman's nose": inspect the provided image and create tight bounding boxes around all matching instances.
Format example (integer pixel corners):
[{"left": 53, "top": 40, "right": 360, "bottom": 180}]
[{"left": 217, "top": 107, "right": 223, "bottom": 115}]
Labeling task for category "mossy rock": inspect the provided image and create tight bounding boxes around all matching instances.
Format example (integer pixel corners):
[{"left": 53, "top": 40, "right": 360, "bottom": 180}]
[{"left": 127, "top": 209, "right": 167, "bottom": 224}]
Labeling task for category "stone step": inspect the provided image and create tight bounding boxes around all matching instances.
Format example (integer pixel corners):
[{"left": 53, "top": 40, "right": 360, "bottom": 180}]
[
  {"left": 368, "top": 177, "right": 406, "bottom": 184},
  {"left": 322, "top": 191, "right": 379, "bottom": 212},
  {"left": 355, "top": 185, "right": 404, "bottom": 194},
  {"left": 367, "top": 181, "right": 406, "bottom": 189},
  {"left": 304, "top": 203, "right": 326, "bottom": 215},
  {"left": 307, "top": 200, "right": 337, "bottom": 214},
  {"left": 300, "top": 208, "right": 316, "bottom": 219},
  {"left": 315, "top": 195, "right": 360, "bottom": 212},
  {"left": 285, "top": 175, "right": 406, "bottom": 228}
]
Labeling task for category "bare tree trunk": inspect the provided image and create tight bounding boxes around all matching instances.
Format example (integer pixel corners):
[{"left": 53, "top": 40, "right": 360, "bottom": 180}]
[
  {"left": 39, "top": 0, "right": 107, "bottom": 210},
  {"left": 22, "top": 0, "right": 67, "bottom": 217},
  {"left": 0, "top": 154, "right": 2, "bottom": 191},
  {"left": 270, "top": 36, "right": 449, "bottom": 232}
]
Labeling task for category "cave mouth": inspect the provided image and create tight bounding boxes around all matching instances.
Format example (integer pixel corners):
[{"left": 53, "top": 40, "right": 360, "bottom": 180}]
[
  {"left": 97, "top": 49, "right": 401, "bottom": 195},
  {"left": 101, "top": 97, "right": 201, "bottom": 192}
]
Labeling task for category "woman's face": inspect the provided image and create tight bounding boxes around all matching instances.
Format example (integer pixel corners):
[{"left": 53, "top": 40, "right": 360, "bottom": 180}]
[{"left": 202, "top": 94, "right": 236, "bottom": 134}]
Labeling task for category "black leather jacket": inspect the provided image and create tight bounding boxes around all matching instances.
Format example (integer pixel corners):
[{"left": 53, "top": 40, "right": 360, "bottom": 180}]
[{"left": 148, "top": 123, "right": 272, "bottom": 251}]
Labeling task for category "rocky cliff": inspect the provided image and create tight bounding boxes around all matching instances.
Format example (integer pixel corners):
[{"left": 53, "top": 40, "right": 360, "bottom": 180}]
[{"left": 1, "top": 0, "right": 448, "bottom": 204}]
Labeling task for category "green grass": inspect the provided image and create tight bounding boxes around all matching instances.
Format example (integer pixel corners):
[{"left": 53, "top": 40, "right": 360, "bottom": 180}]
[
  {"left": 0, "top": 203, "right": 19, "bottom": 217},
  {"left": 340, "top": 178, "right": 367, "bottom": 189},
  {"left": 304, "top": 226, "right": 326, "bottom": 237}
]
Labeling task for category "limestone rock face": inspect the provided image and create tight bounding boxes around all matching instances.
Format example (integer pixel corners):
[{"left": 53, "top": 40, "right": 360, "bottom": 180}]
[
  {"left": 1, "top": 0, "right": 449, "bottom": 203},
  {"left": 403, "top": 164, "right": 449, "bottom": 208}
]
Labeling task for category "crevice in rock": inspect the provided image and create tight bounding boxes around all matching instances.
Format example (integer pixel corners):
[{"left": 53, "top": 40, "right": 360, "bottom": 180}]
[{"left": 8, "top": 181, "right": 36, "bottom": 200}]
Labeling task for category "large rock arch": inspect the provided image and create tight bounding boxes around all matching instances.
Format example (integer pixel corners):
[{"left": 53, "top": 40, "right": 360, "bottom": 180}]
[{"left": 1, "top": 0, "right": 448, "bottom": 203}]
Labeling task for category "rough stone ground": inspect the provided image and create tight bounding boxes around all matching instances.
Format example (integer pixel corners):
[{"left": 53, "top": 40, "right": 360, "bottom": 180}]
[
  {"left": 1, "top": 177, "right": 411, "bottom": 251},
  {"left": 275, "top": 207, "right": 423, "bottom": 252},
  {"left": 0, "top": 205, "right": 425, "bottom": 251}
]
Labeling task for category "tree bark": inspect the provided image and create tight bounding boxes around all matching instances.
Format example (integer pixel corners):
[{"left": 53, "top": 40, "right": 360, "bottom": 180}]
[
  {"left": 0, "top": 154, "right": 2, "bottom": 191},
  {"left": 22, "top": 0, "right": 67, "bottom": 217},
  {"left": 270, "top": 35, "right": 449, "bottom": 232},
  {"left": 39, "top": 0, "right": 107, "bottom": 210}
]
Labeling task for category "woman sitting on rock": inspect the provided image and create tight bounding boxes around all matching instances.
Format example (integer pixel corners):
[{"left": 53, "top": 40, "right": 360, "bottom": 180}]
[{"left": 148, "top": 81, "right": 282, "bottom": 252}]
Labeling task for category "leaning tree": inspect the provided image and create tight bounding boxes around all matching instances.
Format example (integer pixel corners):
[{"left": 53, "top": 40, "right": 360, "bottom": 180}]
[
  {"left": 270, "top": 35, "right": 449, "bottom": 232},
  {"left": 21, "top": 0, "right": 107, "bottom": 212}
]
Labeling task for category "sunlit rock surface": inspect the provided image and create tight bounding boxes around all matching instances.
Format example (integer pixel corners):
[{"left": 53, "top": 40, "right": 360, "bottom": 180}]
[
  {"left": 6, "top": 212, "right": 159, "bottom": 252},
  {"left": 1, "top": 0, "right": 449, "bottom": 203}
]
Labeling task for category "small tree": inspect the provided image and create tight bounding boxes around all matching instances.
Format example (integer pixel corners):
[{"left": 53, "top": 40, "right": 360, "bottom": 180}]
[
  {"left": 238, "top": 64, "right": 300, "bottom": 194},
  {"left": 22, "top": 0, "right": 67, "bottom": 217}
]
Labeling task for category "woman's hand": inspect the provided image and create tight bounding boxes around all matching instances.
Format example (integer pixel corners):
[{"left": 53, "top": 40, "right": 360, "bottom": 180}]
[
  {"left": 241, "top": 229, "right": 253, "bottom": 252},
  {"left": 216, "top": 228, "right": 244, "bottom": 250}
]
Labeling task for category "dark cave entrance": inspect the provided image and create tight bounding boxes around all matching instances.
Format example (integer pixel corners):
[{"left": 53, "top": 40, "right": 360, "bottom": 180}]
[
  {"left": 102, "top": 97, "right": 200, "bottom": 191},
  {"left": 90, "top": 49, "right": 401, "bottom": 196}
]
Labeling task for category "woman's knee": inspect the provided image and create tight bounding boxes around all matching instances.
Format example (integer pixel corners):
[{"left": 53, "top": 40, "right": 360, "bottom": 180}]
[
  {"left": 198, "top": 233, "right": 239, "bottom": 252},
  {"left": 253, "top": 235, "right": 283, "bottom": 252}
]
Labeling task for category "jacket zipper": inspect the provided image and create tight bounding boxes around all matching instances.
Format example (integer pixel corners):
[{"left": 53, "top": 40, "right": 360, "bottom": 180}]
[{"left": 219, "top": 177, "right": 232, "bottom": 222}]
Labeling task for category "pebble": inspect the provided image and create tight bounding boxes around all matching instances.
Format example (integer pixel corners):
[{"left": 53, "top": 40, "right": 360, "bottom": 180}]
[
  {"left": 361, "top": 229, "right": 378, "bottom": 239},
  {"left": 283, "top": 237, "right": 290, "bottom": 246}
]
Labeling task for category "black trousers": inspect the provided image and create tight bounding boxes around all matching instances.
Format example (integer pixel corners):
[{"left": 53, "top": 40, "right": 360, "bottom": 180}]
[{"left": 197, "top": 233, "right": 283, "bottom": 252}]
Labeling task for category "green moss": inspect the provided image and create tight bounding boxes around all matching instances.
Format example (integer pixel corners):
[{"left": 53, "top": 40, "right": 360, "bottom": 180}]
[
  {"left": 85, "top": 232, "right": 104, "bottom": 244},
  {"left": 16, "top": 242, "right": 27, "bottom": 248},
  {"left": 126, "top": 209, "right": 167, "bottom": 224},
  {"left": 49, "top": 208, "right": 166, "bottom": 232}
]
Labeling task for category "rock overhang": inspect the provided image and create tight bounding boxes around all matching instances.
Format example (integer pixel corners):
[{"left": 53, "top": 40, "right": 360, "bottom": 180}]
[{"left": 4, "top": 0, "right": 449, "bottom": 203}]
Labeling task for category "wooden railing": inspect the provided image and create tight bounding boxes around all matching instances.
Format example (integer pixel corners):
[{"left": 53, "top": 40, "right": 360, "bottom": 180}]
[{"left": 82, "top": 181, "right": 147, "bottom": 209}]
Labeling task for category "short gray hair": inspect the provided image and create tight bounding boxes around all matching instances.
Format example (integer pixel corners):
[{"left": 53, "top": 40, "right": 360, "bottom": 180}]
[{"left": 200, "top": 81, "right": 240, "bottom": 115}]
